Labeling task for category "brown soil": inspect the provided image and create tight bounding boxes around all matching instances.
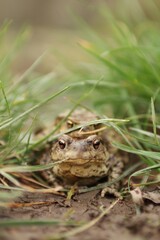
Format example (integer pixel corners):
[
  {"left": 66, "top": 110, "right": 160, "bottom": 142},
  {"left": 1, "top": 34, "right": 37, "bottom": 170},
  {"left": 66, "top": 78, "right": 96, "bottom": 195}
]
[{"left": 0, "top": 190, "right": 160, "bottom": 240}]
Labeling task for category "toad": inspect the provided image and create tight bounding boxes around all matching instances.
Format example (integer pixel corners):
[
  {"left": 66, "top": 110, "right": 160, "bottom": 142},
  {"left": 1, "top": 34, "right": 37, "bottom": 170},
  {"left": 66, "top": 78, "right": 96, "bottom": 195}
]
[{"left": 39, "top": 109, "right": 128, "bottom": 197}]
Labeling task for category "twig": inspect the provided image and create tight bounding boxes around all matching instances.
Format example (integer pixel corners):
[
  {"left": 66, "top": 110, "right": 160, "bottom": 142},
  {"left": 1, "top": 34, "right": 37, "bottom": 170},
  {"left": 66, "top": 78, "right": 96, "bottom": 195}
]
[{"left": 7, "top": 200, "right": 56, "bottom": 208}]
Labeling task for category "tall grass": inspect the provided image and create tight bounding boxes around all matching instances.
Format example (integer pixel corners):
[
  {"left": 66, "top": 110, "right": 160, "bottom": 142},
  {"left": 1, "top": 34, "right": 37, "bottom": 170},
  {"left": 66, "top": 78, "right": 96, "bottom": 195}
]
[
  {"left": 58, "top": 0, "right": 160, "bottom": 183},
  {"left": 0, "top": 0, "right": 160, "bottom": 229}
]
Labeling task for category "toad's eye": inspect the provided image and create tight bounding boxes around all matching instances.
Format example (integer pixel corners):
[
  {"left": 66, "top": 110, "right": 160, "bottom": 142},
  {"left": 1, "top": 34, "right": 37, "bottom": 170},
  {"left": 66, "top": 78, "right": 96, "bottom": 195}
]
[
  {"left": 93, "top": 139, "right": 101, "bottom": 149},
  {"left": 58, "top": 139, "right": 66, "bottom": 149},
  {"left": 67, "top": 120, "right": 74, "bottom": 128}
]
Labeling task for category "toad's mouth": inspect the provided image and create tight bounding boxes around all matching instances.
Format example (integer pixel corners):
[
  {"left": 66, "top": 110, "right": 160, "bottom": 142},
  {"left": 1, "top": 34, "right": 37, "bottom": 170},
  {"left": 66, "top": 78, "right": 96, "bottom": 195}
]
[{"left": 57, "top": 158, "right": 104, "bottom": 165}]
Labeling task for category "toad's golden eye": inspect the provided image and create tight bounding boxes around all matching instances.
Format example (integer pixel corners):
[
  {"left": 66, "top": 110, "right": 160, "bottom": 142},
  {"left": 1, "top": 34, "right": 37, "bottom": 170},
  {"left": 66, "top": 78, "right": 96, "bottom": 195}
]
[
  {"left": 93, "top": 139, "right": 101, "bottom": 149},
  {"left": 67, "top": 120, "right": 74, "bottom": 128},
  {"left": 58, "top": 139, "right": 66, "bottom": 149}
]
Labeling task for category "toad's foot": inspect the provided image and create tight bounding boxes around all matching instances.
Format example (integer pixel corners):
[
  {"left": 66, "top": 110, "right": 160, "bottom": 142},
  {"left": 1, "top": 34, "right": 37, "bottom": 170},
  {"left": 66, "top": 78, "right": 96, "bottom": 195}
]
[
  {"left": 101, "top": 186, "right": 122, "bottom": 199},
  {"left": 41, "top": 169, "right": 58, "bottom": 186}
]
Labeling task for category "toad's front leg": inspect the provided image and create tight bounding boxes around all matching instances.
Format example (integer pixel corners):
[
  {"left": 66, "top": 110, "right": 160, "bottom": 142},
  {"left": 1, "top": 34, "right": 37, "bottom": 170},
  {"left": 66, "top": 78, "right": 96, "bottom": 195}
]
[
  {"left": 101, "top": 156, "right": 125, "bottom": 198},
  {"left": 39, "top": 152, "right": 58, "bottom": 186}
]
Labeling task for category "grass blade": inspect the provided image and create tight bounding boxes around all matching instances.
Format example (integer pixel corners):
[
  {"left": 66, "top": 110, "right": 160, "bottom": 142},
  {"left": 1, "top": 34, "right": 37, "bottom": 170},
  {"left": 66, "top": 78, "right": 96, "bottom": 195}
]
[
  {"left": 0, "top": 86, "right": 70, "bottom": 130},
  {"left": 113, "top": 142, "right": 159, "bottom": 164},
  {"left": 0, "top": 219, "right": 78, "bottom": 227},
  {"left": 151, "top": 98, "right": 159, "bottom": 145}
]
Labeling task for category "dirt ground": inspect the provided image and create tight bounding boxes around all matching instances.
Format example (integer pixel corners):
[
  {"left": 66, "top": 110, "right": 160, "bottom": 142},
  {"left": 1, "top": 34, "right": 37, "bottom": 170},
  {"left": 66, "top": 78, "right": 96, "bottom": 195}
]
[{"left": 0, "top": 189, "right": 160, "bottom": 240}]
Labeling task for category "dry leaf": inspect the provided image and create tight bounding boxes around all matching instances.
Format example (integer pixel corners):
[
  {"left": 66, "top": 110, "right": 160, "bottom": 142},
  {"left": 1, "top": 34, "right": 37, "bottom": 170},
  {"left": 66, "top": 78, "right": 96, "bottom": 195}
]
[
  {"left": 142, "top": 190, "right": 160, "bottom": 204},
  {"left": 130, "top": 187, "right": 160, "bottom": 205},
  {"left": 130, "top": 187, "right": 144, "bottom": 206}
]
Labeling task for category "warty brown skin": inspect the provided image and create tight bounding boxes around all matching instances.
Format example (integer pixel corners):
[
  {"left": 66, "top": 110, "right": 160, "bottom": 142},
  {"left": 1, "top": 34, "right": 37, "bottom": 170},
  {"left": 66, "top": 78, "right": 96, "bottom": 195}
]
[
  {"left": 40, "top": 109, "right": 128, "bottom": 197},
  {"left": 51, "top": 134, "right": 110, "bottom": 185}
]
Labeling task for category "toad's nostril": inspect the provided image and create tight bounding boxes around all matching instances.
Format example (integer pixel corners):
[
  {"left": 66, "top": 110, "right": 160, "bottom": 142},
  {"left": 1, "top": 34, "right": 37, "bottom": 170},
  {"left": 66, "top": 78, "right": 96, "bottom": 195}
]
[
  {"left": 58, "top": 139, "right": 66, "bottom": 149},
  {"left": 93, "top": 139, "right": 100, "bottom": 149}
]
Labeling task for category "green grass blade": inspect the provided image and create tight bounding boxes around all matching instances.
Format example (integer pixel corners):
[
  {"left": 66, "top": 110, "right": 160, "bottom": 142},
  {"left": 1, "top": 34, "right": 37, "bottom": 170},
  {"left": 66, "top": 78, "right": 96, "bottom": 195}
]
[
  {"left": 0, "top": 163, "right": 56, "bottom": 173},
  {"left": 130, "top": 164, "right": 160, "bottom": 176},
  {"left": 0, "top": 80, "right": 11, "bottom": 116},
  {"left": 0, "top": 86, "right": 70, "bottom": 130},
  {"left": 0, "top": 171, "right": 21, "bottom": 186},
  {"left": 79, "top": 40, "right": 130, "bottom": 78},
  {"left": 7, "top": 52, "right": 47, "bottom": 94},
  {"left": 151, "top": 98, "right": 159, "bottom": 145},
  {"left": 113, "top": 142, "right": 159, "bottom": 165},
  {"left": 0, "top": 219, "right": 78, "bottom": 227}
]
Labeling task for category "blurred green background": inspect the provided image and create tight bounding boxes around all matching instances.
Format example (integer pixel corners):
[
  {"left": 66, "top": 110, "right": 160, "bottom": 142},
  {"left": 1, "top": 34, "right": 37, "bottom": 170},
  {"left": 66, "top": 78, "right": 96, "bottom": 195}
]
[
  {"left": 0, "top": 0, "right": 160, "bottom": 164},
  {"left": 1, "top": 0, "right": 159, "bottom": 74}
]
